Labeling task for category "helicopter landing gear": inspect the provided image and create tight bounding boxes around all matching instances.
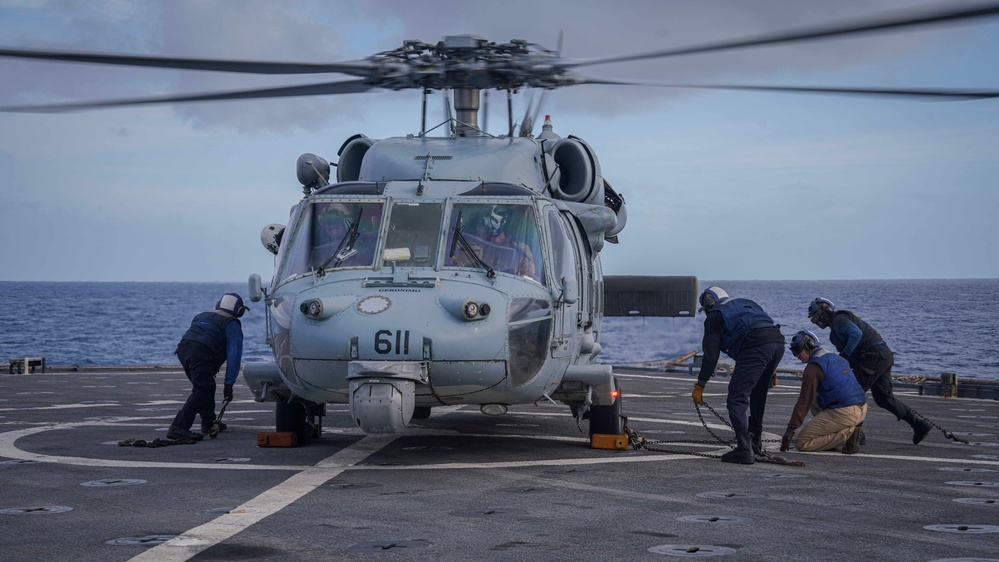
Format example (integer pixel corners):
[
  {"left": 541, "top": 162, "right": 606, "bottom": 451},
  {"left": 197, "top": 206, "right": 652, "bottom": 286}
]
[
  {"left": 587, "top": 377, "right": 623, "bottom": 437},
  {"left": 275, "top": 399, "right": 322, "bottom": 445}
]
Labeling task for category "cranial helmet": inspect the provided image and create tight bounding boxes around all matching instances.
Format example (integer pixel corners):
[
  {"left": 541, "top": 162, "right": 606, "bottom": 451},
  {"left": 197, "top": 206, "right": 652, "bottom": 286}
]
[
  {"left": 216, "top": 293, "right": 249, "bottom": 318},
  {"left": 698, "top": 286, "right": 729, "bottom": 313},
  {"left": 320, "top": 203, "right": 351, "bottom": 228},
  {"left": 790, "top": 329, "right": 821, "bottom": 356},
  {"left": 260, "top": 223, "right": 285, "bottom": 255},
  {"left": 808, "top": 298, "right": 836, "bottom": 328},
  {"left": 483, "top": 205, "right": 508, "bottom": 237}
]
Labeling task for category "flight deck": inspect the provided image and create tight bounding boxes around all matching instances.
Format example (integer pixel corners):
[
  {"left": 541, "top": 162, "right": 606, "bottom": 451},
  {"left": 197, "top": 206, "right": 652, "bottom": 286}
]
[{"left": 1, "top": 366, "right": 997, "bottom": 561}]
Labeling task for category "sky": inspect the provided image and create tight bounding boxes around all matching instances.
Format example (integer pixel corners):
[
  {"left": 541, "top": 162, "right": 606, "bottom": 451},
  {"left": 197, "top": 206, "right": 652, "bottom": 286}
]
[{"left": 1, "top": 0, "right": 997, "bottom": 283}]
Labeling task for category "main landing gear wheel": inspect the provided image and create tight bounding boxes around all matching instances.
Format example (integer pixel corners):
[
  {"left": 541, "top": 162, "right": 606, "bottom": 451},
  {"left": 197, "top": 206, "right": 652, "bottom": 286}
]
[
  {"left": 412, "top": 406, "right": 432, "bottom": 420},
  {"left": 588, "top": 377, "right": 623, "bottom": 437},
  {"left": 275, "top": 400, "right": 319, "bottom": 445}
]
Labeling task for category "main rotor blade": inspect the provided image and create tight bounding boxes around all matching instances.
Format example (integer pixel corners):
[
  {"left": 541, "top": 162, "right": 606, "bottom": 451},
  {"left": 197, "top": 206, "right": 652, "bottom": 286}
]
[
  {"left": 0, "top": 46, "right": 376, "bottom": 76},
  {"left": 579, "top": 77, "right": 999, "bottom": 101},
  {"left": 564, "top": 3, "right": 999, "bottom": 69},
  {"left": 0, "top": 79, "right": 374, "bottom": 113}
]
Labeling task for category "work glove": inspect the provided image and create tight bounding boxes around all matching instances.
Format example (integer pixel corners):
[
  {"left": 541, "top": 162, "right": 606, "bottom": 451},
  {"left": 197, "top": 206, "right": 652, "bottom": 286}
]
[
  {"left": 780, "top": 429, "right": 794, "bottom": 452},
  {"left": 691, "top": 383, "right": 705, "bottom": 406},
  {"left": 770, "top": 373, "right": 778, "bottom": 388},
  {"left": 223, "top": 384, "right": 233, "bottom": 402}
]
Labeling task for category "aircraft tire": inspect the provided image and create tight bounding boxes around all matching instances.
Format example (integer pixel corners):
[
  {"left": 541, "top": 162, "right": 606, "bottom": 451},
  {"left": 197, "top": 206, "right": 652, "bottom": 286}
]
[
  {"left": 275, "top": 400, "right": 312, "bottom": 445},
  {"left": 588, "top": 377, "right": 623, "bottom": 437},
  {"left": 412, "top": 406, "right": 432, "bottom": 420}
]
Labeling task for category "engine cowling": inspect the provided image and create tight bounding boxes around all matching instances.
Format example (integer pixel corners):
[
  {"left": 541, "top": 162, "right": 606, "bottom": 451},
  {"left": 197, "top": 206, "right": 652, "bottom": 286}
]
[
  {"left": 337, "top": 134, "right": 375, "bottom": 182},
  {"left": 546, "top": 136, "right": 603, "bottom": 206}
]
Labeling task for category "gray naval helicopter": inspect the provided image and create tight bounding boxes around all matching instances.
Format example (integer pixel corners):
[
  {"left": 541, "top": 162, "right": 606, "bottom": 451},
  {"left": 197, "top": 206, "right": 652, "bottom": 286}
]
[
  {"left": 245, "top": 96, "right": 695, "bottom": 440},
  {"left": 3, "top": 3, "right": 998, "bottom": 443},
  {"left": 242, "top": 35, "right": 705, "bottom": 441}
]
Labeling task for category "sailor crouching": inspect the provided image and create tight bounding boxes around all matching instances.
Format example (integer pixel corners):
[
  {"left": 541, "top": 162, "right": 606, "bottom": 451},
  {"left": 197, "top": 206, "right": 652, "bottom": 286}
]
[
  {"left": 781, "top": 330, "right": 867, "bottom": 454},
  {"left": 167, "top": 293, "right": 247, "bottom": 441}
]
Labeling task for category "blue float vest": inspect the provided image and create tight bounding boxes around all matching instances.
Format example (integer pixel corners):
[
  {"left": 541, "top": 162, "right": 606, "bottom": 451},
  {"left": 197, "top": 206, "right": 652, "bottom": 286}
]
[
  {"left": 180, "top": 311, "right": 237, "bottom": 366},
  {"left": 717, "top": 298, "right": 776, "bottom": 359},
  {"left": 809, "top": 350, "right": 867, "bottom": 409}
]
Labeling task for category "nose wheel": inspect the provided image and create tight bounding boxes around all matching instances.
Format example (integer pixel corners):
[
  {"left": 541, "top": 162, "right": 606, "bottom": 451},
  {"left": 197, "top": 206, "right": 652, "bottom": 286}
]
[{"left": 275, "top": 399, "right": 321, "bottom": 445}]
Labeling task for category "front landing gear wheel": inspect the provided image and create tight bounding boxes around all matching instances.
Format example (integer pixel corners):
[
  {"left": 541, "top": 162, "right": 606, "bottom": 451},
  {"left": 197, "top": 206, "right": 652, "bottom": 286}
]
[
  {"left": 588, "top": 377, "right": 623, "bottom": 437},
  {"left": 276, "top": 400, "right": 314, "bottom": 445}
]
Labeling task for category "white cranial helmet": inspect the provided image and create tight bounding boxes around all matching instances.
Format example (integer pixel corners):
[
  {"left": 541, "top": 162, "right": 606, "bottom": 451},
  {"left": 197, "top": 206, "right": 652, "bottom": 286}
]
[{"left": 260, "top": 223, "right": 285, "bottom": 255}]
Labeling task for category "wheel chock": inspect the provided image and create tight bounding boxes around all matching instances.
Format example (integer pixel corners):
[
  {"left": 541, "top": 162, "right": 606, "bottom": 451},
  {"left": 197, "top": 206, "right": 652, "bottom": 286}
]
[
  {"left": 257, "top": 431, "right": 298, "bottom": 447},
  {"left": 590, "top": 432, "right": 629, "bottom": 450}
]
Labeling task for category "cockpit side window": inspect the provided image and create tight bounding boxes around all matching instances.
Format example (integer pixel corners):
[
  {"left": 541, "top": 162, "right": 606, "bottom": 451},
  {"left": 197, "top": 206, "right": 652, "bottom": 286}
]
[
  {"left": 445, "top": 202, "right": 545, "bottom": 284},
  {"left": 547, "top": 209, "right": 577, "bottom": 295},
  {"left": 280, "top": 203, "right": 314, "bottom": 282}
]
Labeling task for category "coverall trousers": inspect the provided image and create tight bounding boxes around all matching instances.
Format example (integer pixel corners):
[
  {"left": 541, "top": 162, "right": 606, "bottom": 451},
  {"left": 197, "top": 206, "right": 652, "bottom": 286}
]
[
  {"left": 171, "top": 340, "right": 218, "bottom": 432},
  {"left": 854, "top": 345, "right": 911, "bottom": 421},
  {"left": 726, "top": 341, "right": 785, "bottom": 434},
  {"left": 795, "top": 403, "right": 868, "bottom": 452}
]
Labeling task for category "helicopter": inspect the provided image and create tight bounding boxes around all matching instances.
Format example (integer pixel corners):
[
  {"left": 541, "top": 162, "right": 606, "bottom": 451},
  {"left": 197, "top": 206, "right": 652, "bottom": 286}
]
[{"left": 2, "top": 3, "right": 998, "bottom": 444}]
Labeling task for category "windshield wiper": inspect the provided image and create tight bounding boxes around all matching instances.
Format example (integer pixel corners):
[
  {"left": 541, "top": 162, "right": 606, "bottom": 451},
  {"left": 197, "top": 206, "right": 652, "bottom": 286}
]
[
  {"left": 449, "top": 211, "right": 495, "bottom": 279},
  {"left": 318, "top": 206, "right": 363, "bottom": 275}
]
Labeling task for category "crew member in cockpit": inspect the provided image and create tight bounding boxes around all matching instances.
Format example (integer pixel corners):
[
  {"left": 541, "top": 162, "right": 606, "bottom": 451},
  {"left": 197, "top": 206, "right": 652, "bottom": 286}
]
[
  {"left": 472, "top": 205, "right": 536, "bottom": 278},
  {"left": 314, "top": 203, "right": 376, "bottom": 268},
  {"left": 317, "top": 203, "right": 352, "bottom": 248}
]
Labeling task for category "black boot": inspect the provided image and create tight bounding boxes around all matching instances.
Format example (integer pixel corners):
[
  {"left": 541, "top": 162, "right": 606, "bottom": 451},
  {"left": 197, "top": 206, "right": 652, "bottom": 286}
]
[
  {"left": 167, "top": 425, "right": 204, "bottom": 441},
  {"left": 904, "top": 412, "right": 931, "bottom": 445},
  {"left": 722, "top": 429, "right": 754, "bottom": 465},
  {"left": 751, "top": 432, "right": 764, "bottom": 456},
  {"left": 842, "top": 426, "right": 862, "bottom": 454},
  {"left": 202, "top": 422, "right": 226, "bottom": 434}
]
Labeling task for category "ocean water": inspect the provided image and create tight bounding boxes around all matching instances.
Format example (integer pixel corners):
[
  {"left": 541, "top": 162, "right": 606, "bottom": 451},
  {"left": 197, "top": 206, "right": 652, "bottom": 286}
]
[
  {"left": 600, "top": 279, "right": 999, "bottom": 381},
  {"left": 1, "top": 279, "right": 996, "bottom": 381}
]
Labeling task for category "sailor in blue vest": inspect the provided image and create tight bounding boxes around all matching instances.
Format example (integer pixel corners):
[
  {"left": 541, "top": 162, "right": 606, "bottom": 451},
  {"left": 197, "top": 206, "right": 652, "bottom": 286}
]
[
  {"left": 167, "top": 293, "right": 247, "bottom": 441},
  {"left": 780, "top": 330, "right": 867, "bottom": 453},
  {"left": 808, "top": 298, "right": 931, "bottom": 445},
  {"left": 691, "top": 286, "right": 785, "bottom": 464}
]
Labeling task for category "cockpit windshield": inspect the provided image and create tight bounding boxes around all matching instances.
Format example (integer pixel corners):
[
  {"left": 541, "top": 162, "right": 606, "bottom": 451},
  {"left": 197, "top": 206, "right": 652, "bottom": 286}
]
[
  {"left": 281, "top": 200, "right": 384, "bottom": 280},
  {"left": 277, "top": 197, "right": 545, "bottom": 286},
  {"left": 444, "top": 203, "right": 545, "bottom": 284}
]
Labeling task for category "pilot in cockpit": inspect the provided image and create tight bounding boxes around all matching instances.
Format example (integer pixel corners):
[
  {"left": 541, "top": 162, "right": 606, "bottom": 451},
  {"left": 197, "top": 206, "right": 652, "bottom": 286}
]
[
  {"left": 471, "top": 205, "right": 536, "bottom": 279},
  {"left": 313, "top": 202, "right": 377, "bottom": 268}
]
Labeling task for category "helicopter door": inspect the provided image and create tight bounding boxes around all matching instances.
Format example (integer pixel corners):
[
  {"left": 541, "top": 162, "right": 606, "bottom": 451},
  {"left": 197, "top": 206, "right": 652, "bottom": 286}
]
[{"left": 547, "top": 209, "right": 579, "bottom": 358}]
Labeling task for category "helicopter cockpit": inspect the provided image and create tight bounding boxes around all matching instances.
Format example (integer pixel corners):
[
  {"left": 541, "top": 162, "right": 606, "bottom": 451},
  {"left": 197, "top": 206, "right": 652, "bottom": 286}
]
[{"left": 276, "top": 183, "right": 546, "bottom": 287}]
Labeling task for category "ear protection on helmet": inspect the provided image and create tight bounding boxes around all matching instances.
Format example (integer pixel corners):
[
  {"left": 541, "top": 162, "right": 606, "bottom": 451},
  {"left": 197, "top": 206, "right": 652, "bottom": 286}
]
[
  {"left": 217, "top": 293, "right": 249, "bottom": 318},
  {"left": 808, "top": 297, "right": 835, "bottom": 327},
  {"left": 790, "top": 329, "right": 820, "bottom": 355},
  {"left": 808, "top": 297, "right": 835, "bottom": 317},
  {"left": 698, "top": 286, "right": 729, "bottom": 313}
]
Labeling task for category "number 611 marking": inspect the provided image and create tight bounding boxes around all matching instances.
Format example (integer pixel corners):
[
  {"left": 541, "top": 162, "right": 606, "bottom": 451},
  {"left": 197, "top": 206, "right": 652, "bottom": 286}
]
[{"left": 375, "top": 330, "right": 411, "bottom": 355}]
